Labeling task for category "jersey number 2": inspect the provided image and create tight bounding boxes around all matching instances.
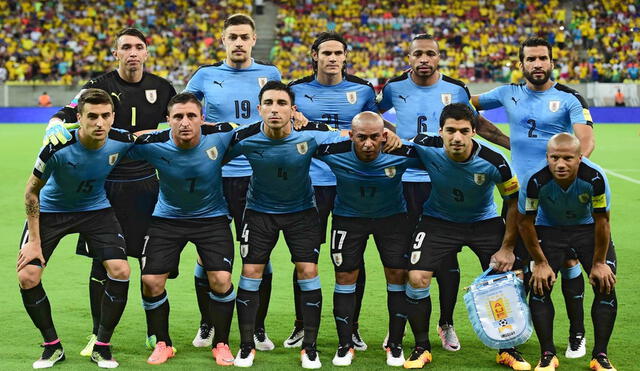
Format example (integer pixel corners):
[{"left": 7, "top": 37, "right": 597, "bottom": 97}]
[{"left": 527, "top": 119, "right": 538, "bottom": 138}]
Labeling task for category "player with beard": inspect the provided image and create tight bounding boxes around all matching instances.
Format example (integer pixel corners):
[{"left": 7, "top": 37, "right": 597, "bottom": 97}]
[{"left": 472, "top": 37, "right": 595, "bottom": 362}]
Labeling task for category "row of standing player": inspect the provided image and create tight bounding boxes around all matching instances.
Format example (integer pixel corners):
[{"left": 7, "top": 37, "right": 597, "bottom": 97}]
[{"left": 33, "top": 12, "right": 613, "bottom": 371}]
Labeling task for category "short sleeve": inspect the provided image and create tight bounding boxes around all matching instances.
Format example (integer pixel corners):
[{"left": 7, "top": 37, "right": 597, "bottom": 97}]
[
  {"left": 478, "top": 86, "right": 507, "bottom": 110},
  {"left": 184, "top": 69, "right": 205, "bottom": 100}
]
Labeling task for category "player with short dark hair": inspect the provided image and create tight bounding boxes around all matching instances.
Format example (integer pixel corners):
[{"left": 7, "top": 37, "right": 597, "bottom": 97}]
[
  {"left": 315, "top": 112, "right": 419, "bottom": 367},
  {"left": 19, "top": 88, "right": 135, "bottom": 369},
  {"left": 45, "top": 27, "right": 176, "bottom": 354},
  {"left": 473, "top": 36, "right": 595, "bottom": 359},
  {"left": 125, "top": 93, "right": 238, "bottom": 366},
  {"left": 286, "top": 30, "right": 379, "bottom": 351},
  {"left": 184, "top": 13, "right": 282, "bottom": 350},
  {"left": 402, "top": 103, "right": 530, "bottom": 370},
  {"left": 518, "top": 133, "right": 617, "bottom": 371}
]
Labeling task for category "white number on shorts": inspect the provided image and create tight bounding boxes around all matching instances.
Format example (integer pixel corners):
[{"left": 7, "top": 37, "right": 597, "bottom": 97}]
[
  {"left": 412, "top": 232, "right": 426, "bottom": 250},
  {"left": 332, "top": 230, "right": 347, "bottom": 250},
  {"left": 240, "top": 224, "right": 249, "bottom": 243}
]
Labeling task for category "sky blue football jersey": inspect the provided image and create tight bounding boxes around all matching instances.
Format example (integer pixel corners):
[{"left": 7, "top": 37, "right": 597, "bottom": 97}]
[
  {"left": 33, "top": 129, "right": 135, "bottom": 212},
  {"left": 289, "top": 74, "right": 378, "bottom": 186},
  {"left": 518, "top": 157, "right": 610, "bottom": 226},
  {"left": 184, "top": 59, "right": 281, "bottom": 178}
]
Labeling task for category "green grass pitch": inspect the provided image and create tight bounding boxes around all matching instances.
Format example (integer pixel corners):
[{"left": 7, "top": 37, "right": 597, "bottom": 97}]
[{"left": 0, "top": 124, "right": 638, "bottom": 370}]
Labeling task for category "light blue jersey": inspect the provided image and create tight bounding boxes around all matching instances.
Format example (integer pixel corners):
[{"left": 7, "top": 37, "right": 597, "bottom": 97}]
[
  {"left": 225, "top": 122, "right": 343, "bottom": 213},
  {"left": 478, "top": 82, "right": 593, "bottom": 179},
  {"left": 316, "top": 141, "right": 423, "bottom": 218},
  {"left": 518, "top": 158, "right": 610, "bottom": 226},
  {"left": 289, "top": 74, "right": 378, "bottom": 186},
  {"left": 33, "top": 129, "right": 135, "bottom": 212},
  {"left": 184, "top": 59, "right": 281, "bottom": 177},
  {"left": 379, "top": 72, "right": 475, "bottom": 182},
  {"left": 127, "top": 124, "right": 236, "bottom": 219},
  {"left": 410, "top": 135, "right": 520, "bottom": 223}
]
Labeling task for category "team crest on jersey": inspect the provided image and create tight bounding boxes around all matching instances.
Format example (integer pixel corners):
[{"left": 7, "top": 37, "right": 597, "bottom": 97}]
[
  {"left": 296, "top": 141, "right": 308, "bottom": 155},
  {"left": 240, "top": 244, "right": 248, "bottom": 258},
  {"left": 206, "top": 146, "right": 218, "bottom": 160},
  {"left": 549, "top": 100, "right": 560, "bottom": 112},
  {"left": 384, "top": 166, "right": 396, "bottom": 178},
  {"left": 473, "top": 173, "right": 486, "bottom": 185},
  {"left": 108, "top": 153, "right": 119, "bottom": 166},
  {"left": 346, "top": 91, "right": 357, "bottom": 104},
  {"left": 145, "top": 89, "right": 157, "bottom": 104},
  {"left": 332, "top": 253, "right": 343, "bottom": 266},
  {"left": 410, "top": 251, "right": 421, "bottom": 265},
  {"left": 257, "top": 77, "right": 268, "bottom": 88},
  {"left": 578, "top": 193, "right": 591, "bottom": 204},
  {"left": 441, "top": 93, "right": 452, "bottom": 105}
]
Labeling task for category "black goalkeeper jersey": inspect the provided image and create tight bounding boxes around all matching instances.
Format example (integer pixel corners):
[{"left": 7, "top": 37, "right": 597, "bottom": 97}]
[{"left": 52, "top": 70, "right": 176, "bottom": 180}]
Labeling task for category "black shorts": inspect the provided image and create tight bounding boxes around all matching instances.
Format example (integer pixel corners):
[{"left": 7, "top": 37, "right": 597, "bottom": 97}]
[
  {"left": 240, "top": 208, "right": 321, "bottom": 264},
  {"left": 536, "top": 224, "right": 617, "bottom": 275},
  {"left": 402, "top": 182, "right": 431, "bottom": 228},
  {"left": 76, "top": 175, "right": 159, "bottom": 258},
  {"left": 330, "top": 214, "right": 410, "bottom": 272},
  {"left": 408, "top": 216, "right": 524, "bottom": 272},
  {"left": 141, "top": 216, "right": 234, "bottom": 276},
  {"left": 20, "top": 208, "right": 127, "bottom": 266},
  {"left": 314, "top": 185, "right": 336, "bottom": 244},
  {"left": 223, "top": 176, "right": 250, "bottom": 240}
]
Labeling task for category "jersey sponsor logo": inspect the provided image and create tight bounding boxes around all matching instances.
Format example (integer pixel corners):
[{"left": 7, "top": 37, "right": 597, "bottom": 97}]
[
  {"left": 384, "top": 166, "right": 396, "bottom": 178},
  {"left": 583, "top": 108, "right": 593, "bottom": 122},
  {"left": 332, "top": 253, "right": 343, "bottom": 266},
  {"left": 346, "top": 91, "right": 357, "bottom": 104},
  {"left": 145, "top": 89, "right": 157, "bottom": 104},
  {"left": 304, "top": 94, "right": 315, "bottom": 102},
  {"left": 257, "top": 77, "right": 268, "bottom": 88},
  {"left": 592, "top": 193, "right": 607, "bottom": 209},
  {"left": 497, "top": 176, "right": 519, "bottom": 196},
  {"left": 110, "top": 91, "right": 123, "bottom": 102},
  {"left": 578, "top": 193, "right": 590, "bottom": 204},
  {"left": 410, "top": 251, "right": 421, "bottom": 265},
  {"left": 108, "top": 153, "right": 119, "bottom": 166},
  {"left": 473, "top": 173, "right": 486, "bottom": 185},
  {"left": 34, "top": 158, "right": 46, "bottom": 173},
  {"left": 441, "top": 93, "right": 452, "bottom": 105},
  {"left": 206, "top": 146, "right": 218, "bottom": 160},
  {"left": 548, "top": 100, "right": 560, "bottom": 112},
  {"left": 296, "top": 141, "right": 308, "bottom": 155},
  {"left": 525, "top": 197, "right": 539, "bottom": 212},
  {"left": 213, "top": 80, "right": 224, "bottom": 88},
  {"left": 511, "top": 96, "right": 519, "bottom": 105},
  {"left": 66, "top": 160, "right": 78, "bottom": 169},
  {"left": 398, "top": 94, "right": 409, "bottom": 103}
]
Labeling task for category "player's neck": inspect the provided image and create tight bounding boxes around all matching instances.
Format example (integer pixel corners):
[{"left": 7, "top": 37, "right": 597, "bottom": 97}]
[
  {"left": 411, "top": 70, "right": 440, "bottom": 86},
  {"left": 526, "top": 79, "right": 554, "bottom": 92},
  {"left": 316, "top": 71, "right": 342, "bottom": 86},
  {"left": 262, "top": 122, "right": 291, "bottom": 139},
  {"left": 446, "top": 147, "right": 473, "bottom": 163},
  {"left": 117, "top": 67, "right": 144, "bottom": 83},
  {"left": 172, "top": 133, "right": 201, "bottom": 150},
  {"left": 77, "top": 129, "right": 107, "bottom": 150},
  {"left": 554, "top": 176, "right": 575, "bottom": 190},
  {"left": 226, "top": 57, "right": 252, "bottom": 69}
]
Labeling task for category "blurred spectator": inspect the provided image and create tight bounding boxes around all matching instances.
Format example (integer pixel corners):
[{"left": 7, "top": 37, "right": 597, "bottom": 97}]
[
  {"left": 38, "top": 91, "right": 52, "bottom": 107},
  {"left": 614, "top": 88, "right": 625, "bottom": 107}
]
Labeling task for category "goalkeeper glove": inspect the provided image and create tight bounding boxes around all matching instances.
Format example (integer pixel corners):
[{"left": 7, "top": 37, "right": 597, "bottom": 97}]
[{"left": 43, "top": 119, "right": 79, "bottom": 146}]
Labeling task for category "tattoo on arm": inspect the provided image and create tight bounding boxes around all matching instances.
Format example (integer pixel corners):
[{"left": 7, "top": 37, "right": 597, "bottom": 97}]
[{"left": 25, "top": 198, "right": 39, "bottom": 217}]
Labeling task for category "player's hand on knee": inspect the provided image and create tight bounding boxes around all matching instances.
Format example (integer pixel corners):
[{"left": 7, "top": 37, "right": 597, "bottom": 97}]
[
  {"left": 43, "top": 119, "right": 74, "bottom": 146},
  {"left": 490, "top": 247, "right": 515, "bottom": 272},
  {"left": 17, "top": 241, "right": 45, "bottom": 271},
  {"left": 529, "top": 261, "right": 555, "bottom": 295},
  {"left": 589, "top": 262, "right": 616, "bottom": 294}
]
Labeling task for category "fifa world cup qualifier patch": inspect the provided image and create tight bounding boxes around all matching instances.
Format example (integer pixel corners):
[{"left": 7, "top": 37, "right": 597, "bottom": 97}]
[{"left": 525, "top": 197, "right": 539, "bottom": 212}]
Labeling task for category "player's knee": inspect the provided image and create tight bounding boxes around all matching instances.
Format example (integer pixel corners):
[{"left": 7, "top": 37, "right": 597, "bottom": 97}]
[
  {"left": 17, "top": 267, "right": 41, "bottom": 289},
  {"left": 335, "top": 270, "right": 358, "bottom": 285},
  {"left": 384, "top": 268, "right": 407, "bottom": 284},
  {"left": 104, "top": 259, "right": 130, "bottom": 280},
  {"left": 295, "top": 263, "right": 318, "bottom": 280},
  {"left": 207, "top": 271, "right": 232, "bottom": 293},
  {"left": 241, "top": 264, "right": 264, "bottom": 278},
  {"left": 141, "top": 274, "right": 166, "bottom": 297},
  {"left": 563, "top": 258, "right": 579, "bottom": 269},
  {"left": 408, "top": 271, "right": 432, "bottom": 289}
]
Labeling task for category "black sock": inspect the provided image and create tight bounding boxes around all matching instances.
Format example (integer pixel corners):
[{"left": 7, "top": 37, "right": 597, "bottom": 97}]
[
  {"left": 333, "top": 284, "right": 356, "bottom": 347},
  {"left": 353, "top": 263, "right": 366, "bottom": 328},
  {"left": 405, "top": 285, "right": 432, "bottom": 350},
  {"left": 210, "top": 285, "right": 236, "bottom": 345},
  {"left": 530, "top": 289, "right": 556, "bottom": 354},
  {"left": 299, "top": 276, "right": 322, "bottom": 346},
  {"left": 237, "top": 276, "right": 262, "bottom": 346},
  {"left": 437, "top": 255, "right": 460, "bottom": 326},
  {"left": 194, "top": 263, "right": 212, "bottom": 326},
  {"left": 387, "top": 284, "right": 407, "bottom": 345},
  {"left": 143, "top": 291, "right": 171, "bottom": 346},
  {"left": 97, "top": 276, "right": 129, "bottom": 344},
  {"left": 256, "top": 267, "right": 272, "bottom": 330},
  {"left": 89, "top": 259, "right": 107, "bottom": 335},
  {"left": 21, "top": 282, "right": 58, "bottom": 342},
  {"left": 561, "top": 275, "right": 585, "bottom": 335},
  {"left": 293, "top": 268, "right": 303, "bottom": 326},
  {"left": 591, "top": 288, "right": 617, "bottom": 357}
]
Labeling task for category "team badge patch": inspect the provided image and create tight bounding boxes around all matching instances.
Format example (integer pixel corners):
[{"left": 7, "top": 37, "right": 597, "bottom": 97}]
[
  {"left": 578, "top": 193, "right": 590, "bottom": 204},
  {"left": 548, "top": 100, "right": 560, "bottom": 112},
  {"left": 296, "top": 141, "right": 308, "bottom": 155},
  {"left": 258, "top": 77, "right": 268, "bottom": 88},
  {"left": 441, "top": 93, "right": 452, "bottom": 105},
  {"left": 332, "top": 253, "right": 343, "bottom": 266},
  {"left": 145, "top": 89, "right": 157, "bottom": 104},
  {"left": 346, "top": 91, "right": 357, "bottom": 104},
  {"left": 410, "top": 251, "right": 421, "bottom": 265},
  {"left": 108, "top": 153, "right": 119, "bottom": 166},
  {"left": 206, "top": 146, "right": 218, "bottom": 160},
  {"left": 240, "top": 244, "right": 249, "bottom": 258},
  {"left": 384, "top": 166, "right": 396, "bottom": 178},
  {"left": 474, "top": 173, "right": 486, "bottom": 185}
]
